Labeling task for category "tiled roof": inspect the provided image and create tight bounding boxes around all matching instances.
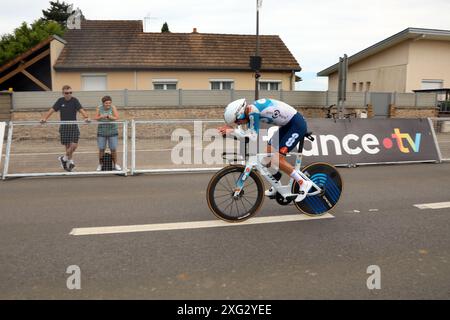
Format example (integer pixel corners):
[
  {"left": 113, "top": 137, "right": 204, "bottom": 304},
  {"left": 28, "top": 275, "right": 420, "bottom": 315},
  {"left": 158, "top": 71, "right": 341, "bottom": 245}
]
[
  {"left": 54, "top": 20, "right": 301, "bottom": 72},
  {"left": 0, "top": 35, "right": 65, "bottom": 75}
]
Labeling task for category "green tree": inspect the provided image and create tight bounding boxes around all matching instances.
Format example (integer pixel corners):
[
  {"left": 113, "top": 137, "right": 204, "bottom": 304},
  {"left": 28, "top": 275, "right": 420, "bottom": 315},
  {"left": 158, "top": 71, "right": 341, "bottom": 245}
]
[
  {"left": 0, "top": 20, "right": 65, "bottom": 65},
  {"left": 161, "top": 22, "right": 170, "bottom": 33},
  {"left": 42, "top": 1, "right": 82, "bottom": 28}
]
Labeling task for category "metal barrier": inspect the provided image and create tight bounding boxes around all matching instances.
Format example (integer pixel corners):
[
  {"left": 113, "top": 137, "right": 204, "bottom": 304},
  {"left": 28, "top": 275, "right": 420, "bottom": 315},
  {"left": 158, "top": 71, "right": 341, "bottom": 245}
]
[
  {"left": 2, "top": 120, "right": 128, "bottom": 179},
  {"left": 429, "top": 117, "right": 450, "bottom": 162},
  {"left": 130, "top": 119, "right": 241, "bottom": 174},
  {"left": 1, "top": 118, "right": 445, "bottom": 180},
  {"left": 0, "top": 122, "right": 5, "bottom": 168}
]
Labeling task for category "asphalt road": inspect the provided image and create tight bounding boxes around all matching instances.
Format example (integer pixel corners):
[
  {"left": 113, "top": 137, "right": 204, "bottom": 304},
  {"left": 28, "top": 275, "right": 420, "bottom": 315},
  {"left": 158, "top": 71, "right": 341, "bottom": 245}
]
[{"left": 0, "top": 163, "right": 449, "bottom": 299}]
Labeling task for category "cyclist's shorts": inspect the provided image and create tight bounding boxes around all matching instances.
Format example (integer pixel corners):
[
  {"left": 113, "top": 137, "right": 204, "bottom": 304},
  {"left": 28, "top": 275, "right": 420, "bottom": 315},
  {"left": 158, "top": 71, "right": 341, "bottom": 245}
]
[{"left": 268, "top": 113, "right": 307, "bottom": 155}]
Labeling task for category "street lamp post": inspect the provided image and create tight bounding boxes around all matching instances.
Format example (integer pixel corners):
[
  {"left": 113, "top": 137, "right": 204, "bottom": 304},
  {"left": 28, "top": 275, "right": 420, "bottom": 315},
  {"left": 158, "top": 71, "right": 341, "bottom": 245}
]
[
  {"left": 250, "top": 0, "right": 263, "bottom": 101},
  {"left": 255, "top": 0, "right": 261, "bottom": 100}
]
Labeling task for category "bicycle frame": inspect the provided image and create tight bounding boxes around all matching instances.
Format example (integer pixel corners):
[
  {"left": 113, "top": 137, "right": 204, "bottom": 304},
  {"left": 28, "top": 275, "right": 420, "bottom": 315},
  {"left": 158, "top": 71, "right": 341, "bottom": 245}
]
[{"left": 230, "top": 138, "right": 323, "bottom": 199}]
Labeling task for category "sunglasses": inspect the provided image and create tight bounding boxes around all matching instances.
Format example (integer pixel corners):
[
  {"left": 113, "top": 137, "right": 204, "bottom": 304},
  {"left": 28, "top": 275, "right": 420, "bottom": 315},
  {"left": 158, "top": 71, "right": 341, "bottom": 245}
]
[{"left": 64, "top": 91, "right": 72, "bottom": 95}]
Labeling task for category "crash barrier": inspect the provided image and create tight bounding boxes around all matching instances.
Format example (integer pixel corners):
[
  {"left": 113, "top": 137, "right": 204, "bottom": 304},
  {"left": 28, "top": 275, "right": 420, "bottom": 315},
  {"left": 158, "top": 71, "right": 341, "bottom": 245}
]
[
  {"left": 0, "top": 118, "right": 444, "bottom": 179},
  {"left": 130, "top": 119, "right": 241, "bottom": 174},
  {"left": 0, "top": 122, "right": 5, "bottom": 167},
  {"left": 428, "top": 117, "right": 450, "bottom": 162},
  {"left": 1, "top": 121, "right": 128, "bottom": 179}
]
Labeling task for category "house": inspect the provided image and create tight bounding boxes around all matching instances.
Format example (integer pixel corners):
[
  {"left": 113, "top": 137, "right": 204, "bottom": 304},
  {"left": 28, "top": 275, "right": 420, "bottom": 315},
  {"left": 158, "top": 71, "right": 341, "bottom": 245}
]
[
  {"left": 0, "top": 35, "right": 66, "bottom": 92},
  {"left": 0, "top": 20, "right": 301, "bottom": 92},
  {"left": 317, "top": 28, "right": 450, "bottom": 93}
]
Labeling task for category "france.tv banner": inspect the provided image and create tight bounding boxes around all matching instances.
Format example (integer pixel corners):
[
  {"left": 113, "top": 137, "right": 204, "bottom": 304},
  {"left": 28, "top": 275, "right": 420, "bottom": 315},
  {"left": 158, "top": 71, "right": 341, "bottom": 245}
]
[{"left": 297, "top": 119, "right": 440, "bottom": 165}]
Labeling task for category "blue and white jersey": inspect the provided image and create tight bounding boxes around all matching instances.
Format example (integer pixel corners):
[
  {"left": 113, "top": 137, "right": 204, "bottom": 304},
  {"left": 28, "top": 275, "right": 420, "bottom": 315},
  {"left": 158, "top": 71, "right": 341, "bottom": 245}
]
[
  {"left": 248, "top": 98, "right": 297, "bottom": 132},
  {"left": 232, "top": 98, "right": 299, "bottom": 141}
]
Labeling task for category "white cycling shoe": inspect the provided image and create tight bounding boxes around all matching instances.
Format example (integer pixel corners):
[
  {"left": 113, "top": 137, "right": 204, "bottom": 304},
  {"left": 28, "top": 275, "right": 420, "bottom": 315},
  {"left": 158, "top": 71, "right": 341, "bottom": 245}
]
[
  {"left": 265, "top": 187, "right": 277, "bottom": 197},
  {"left": 295, "top": 180, "right": 313, "bottom": 202}
]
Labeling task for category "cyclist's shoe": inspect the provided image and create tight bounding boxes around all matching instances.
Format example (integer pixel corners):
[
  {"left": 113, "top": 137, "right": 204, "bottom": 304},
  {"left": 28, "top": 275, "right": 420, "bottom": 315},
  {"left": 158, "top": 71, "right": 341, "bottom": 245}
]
[
  {"left": 295, "top": 180, "right": 313, "bottom": 202},
  {"left": 265, "top": 187, "right": 277, "bottom": 197}
]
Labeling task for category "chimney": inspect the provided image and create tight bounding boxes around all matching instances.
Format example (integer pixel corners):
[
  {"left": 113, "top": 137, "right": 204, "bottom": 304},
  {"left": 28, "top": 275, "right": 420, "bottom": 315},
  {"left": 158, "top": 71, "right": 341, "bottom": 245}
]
[{"left": 192, "top": 28, "right": 198, "bottom": 33}]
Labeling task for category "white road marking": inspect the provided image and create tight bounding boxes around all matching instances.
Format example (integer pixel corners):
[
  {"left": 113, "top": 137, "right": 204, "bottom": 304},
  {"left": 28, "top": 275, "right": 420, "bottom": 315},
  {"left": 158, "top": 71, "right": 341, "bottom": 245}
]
[
  {"left": 414, "top": 202, "right": 450, "bottom": 210},
  {"left": 70, "top": 214, "right": 334, "bottom": 236}
]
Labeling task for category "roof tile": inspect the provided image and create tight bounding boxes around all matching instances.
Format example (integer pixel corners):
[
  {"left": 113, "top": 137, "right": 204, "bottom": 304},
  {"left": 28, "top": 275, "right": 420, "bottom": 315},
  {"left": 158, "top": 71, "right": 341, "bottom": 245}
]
[{"left": 54, "top": 20, "right": 301, "bottom": 71}]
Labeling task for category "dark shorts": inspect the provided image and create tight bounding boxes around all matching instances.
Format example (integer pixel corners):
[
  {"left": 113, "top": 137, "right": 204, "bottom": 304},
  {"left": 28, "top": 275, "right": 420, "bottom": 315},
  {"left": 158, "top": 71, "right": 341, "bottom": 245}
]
[
  {"left": 268, "top": 113, "right": 307, "bottom": 155},
  {"left": 59, "top": 124, "right": 80, "bottom": 145}
]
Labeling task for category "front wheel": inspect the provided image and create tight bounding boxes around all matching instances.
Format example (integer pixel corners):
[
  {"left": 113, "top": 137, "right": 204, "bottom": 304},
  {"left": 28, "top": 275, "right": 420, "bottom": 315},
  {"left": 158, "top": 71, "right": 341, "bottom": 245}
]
[
  {"left": 207, "top": 165, "right": 265, "bottom": 222},
  {"left": 292, "top": 162, "right": 343, "bottom": 216}
]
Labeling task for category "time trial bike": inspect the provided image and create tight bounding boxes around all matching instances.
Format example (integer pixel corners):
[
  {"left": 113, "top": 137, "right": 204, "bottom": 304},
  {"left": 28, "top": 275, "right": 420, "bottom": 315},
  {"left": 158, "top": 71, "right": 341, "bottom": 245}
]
[{"left": 206, "top": 132, "right": 343, "bottom": 222}]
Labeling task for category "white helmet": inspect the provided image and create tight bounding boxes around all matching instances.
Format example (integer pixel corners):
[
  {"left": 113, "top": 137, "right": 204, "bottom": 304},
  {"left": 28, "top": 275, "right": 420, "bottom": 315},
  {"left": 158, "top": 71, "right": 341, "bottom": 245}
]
[{"left": 224, "top": 98, "right": 247, "bottom": 125}]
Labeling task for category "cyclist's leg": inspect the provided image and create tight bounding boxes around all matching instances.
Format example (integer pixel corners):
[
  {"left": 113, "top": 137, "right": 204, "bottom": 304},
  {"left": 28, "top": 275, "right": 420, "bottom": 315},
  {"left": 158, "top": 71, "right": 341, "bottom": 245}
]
[
  {"left": 271, "top": 114, "right": 311, "bottom": 200},
  {"left": 269, "top": 113, "right": 306, "bottom": 174},
  {"left": 264, "top": 124, "right": 297, "bottom": 196},
  {"left": 267, "top": 145, "right": 292, "bottom": 175}
]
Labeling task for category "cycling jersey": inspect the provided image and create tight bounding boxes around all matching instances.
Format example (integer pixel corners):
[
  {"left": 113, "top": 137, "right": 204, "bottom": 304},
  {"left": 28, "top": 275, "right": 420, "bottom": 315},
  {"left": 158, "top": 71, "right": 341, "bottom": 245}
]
[
  {"left": 251, "top": 98, "right": 298, "bottom": 128},
  {"left": 231, "top": 98, "right": 307, "bottom": 154},
  {"left": 232, "top": 98, "right": 298, "bottom": 138}
]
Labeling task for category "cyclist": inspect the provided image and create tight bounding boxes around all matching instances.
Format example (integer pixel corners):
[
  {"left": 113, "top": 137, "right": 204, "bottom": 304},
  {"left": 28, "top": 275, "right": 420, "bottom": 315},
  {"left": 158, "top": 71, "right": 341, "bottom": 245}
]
[{"left": 218, "top": 98, "right": 313, "bottom": 202}]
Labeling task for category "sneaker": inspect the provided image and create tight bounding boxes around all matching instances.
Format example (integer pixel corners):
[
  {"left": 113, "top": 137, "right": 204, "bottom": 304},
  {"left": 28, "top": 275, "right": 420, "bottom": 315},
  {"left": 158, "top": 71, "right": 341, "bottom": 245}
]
[
  {"left": 96, "top": 164, "right": 102, "bottom": 171},
  {"left": 114, "top": 164, "right": 122, "bottom": 171},
  {"left": 67, "top": 161, "right": 75, "bottom": 172},
  {"left": 295, "top": 180, "right": 313, "bottom": 202},
  {"left": 264, "top": 187, "right": 277, "bottom": 197},
  {"left": 58, "top": 156, "right": 67, "bottom": 171}
]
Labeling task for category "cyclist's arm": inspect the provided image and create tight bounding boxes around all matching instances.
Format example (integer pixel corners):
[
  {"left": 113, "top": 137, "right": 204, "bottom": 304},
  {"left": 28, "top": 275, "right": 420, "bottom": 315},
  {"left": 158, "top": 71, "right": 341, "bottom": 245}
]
[{"left": 229, "top": 112, "right": 259, "bottom": 141}]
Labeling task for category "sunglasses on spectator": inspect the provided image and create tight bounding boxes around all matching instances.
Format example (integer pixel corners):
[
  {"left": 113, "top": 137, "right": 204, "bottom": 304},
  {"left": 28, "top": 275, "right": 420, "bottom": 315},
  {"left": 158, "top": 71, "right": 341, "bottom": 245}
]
[{"left": 64, "top": 91, "right": 72, "bottom": 95}]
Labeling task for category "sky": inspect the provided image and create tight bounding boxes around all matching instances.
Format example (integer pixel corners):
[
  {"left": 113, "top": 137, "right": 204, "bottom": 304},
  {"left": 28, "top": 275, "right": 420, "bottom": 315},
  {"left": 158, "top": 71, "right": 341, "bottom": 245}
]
[{"left": 1, "top": 0, "right": 449, "bottom": 91}]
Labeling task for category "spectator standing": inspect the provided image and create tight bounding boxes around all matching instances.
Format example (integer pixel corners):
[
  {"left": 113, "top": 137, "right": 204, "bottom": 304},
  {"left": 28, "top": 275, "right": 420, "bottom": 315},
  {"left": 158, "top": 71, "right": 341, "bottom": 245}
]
[
  {"left": 40, "top": 85, "right": 90, "bottom": 171},
  {"left": 94, "top": 95, "right": 121, "bottom": 171}
]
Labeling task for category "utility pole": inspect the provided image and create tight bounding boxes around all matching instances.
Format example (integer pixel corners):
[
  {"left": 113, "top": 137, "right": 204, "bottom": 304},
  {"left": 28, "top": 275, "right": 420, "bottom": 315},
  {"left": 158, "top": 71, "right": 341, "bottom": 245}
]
[
  {"left": 251, "top": 0, "right": 263, "bottom": 101},
  {"left": 337, "top": 54, "right": 348, "bottom": 119}
]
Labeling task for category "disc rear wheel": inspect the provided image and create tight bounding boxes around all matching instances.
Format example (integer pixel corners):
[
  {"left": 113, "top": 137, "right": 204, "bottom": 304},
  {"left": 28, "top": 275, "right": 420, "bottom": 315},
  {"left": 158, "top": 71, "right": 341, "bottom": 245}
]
[{"left": 292, "top": 162, "right": 343, "bottom": 216}]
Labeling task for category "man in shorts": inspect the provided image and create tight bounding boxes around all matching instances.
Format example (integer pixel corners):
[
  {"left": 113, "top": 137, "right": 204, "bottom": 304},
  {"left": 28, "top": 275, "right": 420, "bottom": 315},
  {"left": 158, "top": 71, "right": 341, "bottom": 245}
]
[{"left": 40, "top": 85, "right": 90, "bottom": 171}]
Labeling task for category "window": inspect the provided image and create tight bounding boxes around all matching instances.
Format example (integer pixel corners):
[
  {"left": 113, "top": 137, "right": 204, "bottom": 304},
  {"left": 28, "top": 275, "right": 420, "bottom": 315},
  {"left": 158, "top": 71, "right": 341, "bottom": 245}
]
[
  {"left": 366, "top": 82, "right": 371, "bottom": 92},
  {"left": 421, "top": 79, "right": 443, "bottom": 90},
  {"left": 154, "top": 83, "right": 177, "bottom": 90},
  {"left": 259, "top": 81, "right": 281, "bottom": 91},
  {"left": 82, "top": 74, "right": 107, "bottom": 91},
  {"left": 210, "top": 80, "right": 234, "bottom": 90},
  {"left": 153, "top": 79, "right": 178, "bottom": 90},
  {"left": 352, "top": 82, "right": 357, "bottom": 92},
  {"left": 359, "top": 82, "right": 364, "bottom": 92}
]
